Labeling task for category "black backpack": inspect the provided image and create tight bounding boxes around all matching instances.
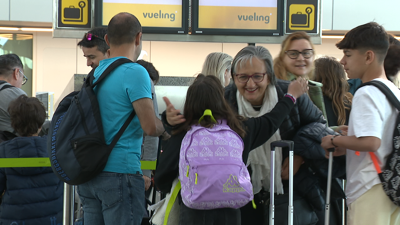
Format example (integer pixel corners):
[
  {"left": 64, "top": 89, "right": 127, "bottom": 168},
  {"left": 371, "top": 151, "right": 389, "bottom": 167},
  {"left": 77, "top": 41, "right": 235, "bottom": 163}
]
[
  {"left": 358, "top": 80, "right": 400, "bottom": 206},
  {"left": 48, "top": 58, "right": 135, "bottom": 185}
]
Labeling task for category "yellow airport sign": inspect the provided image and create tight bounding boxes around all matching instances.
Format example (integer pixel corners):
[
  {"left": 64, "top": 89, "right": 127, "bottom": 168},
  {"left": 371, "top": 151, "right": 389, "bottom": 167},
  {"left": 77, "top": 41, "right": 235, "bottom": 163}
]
[
  {"left": 58, "top": 0, "right": 91, "bottom": 28},
  {"left": 286, "top": 0, "right": 319, "bottom": 34},
  {"left": 289, "top": 4, "right": 315, "bottom": 30}
]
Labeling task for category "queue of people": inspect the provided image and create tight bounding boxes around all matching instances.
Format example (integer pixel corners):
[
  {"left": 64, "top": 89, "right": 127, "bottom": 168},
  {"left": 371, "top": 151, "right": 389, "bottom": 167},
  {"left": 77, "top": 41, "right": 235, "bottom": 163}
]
[{"left": 0, "top": 12, "right": 400, "bottom": 225}]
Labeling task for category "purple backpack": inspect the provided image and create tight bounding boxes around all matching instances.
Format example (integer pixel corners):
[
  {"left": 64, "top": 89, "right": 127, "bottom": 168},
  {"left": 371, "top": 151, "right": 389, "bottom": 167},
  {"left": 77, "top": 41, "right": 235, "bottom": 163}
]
[{"left": 179, "top": 110, "right": 253, "bottom": 210}]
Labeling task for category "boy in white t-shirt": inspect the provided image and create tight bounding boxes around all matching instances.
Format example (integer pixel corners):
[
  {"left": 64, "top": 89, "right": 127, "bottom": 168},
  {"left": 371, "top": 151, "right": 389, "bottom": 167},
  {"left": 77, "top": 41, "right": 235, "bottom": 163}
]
[{"left": 321, "top": 22, "right": 400, "bottom": 225}]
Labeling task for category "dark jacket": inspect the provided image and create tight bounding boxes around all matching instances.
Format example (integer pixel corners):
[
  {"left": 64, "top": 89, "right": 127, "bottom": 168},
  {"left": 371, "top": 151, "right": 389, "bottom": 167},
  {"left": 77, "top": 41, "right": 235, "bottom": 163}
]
[
  {"left": 155, "top": 97, "right": 295, "bottom": 194},
  {"left": 292, "top": 122, "right": 346, "bottom": 178},
  {"left": 0, "top": 136, "right": 63, "bottom": 225}
]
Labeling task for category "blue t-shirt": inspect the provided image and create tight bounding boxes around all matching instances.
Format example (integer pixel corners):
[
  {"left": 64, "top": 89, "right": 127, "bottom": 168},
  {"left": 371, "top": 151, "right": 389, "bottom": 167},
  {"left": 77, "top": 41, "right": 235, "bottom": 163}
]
[{"left": 94, "top": 57, "right": 152, "bottom": 174}]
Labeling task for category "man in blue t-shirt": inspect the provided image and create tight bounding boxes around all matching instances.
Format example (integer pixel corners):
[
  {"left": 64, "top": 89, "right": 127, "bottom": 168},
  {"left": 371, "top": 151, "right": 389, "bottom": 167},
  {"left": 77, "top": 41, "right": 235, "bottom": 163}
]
[{"left": 77, "top": 13, "right": 165, "bottom": 225}]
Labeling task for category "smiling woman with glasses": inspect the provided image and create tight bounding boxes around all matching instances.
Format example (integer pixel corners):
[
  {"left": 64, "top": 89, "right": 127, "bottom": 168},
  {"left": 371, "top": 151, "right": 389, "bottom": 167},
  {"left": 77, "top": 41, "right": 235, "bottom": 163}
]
[{"left": 274, "top": 31, "right": 316, "bottom": 81}]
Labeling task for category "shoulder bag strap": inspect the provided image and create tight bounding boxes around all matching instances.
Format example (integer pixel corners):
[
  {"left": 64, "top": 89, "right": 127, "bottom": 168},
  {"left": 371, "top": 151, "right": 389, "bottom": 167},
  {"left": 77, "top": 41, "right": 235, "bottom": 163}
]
[
  {"left": 163, "top": 180, "right": 181, "bottom": 225},
  {"left": 109, "top": 110, "right": 136, "bottom": 149},
  {"left": 0, "top": 80, "right": 13, "bottom": 91},
  {"left": 358, "top": 80, "right": 400, "bottom": 174},
  {"left": 358, "top": 80, "right": 400, "bottom": 111}
]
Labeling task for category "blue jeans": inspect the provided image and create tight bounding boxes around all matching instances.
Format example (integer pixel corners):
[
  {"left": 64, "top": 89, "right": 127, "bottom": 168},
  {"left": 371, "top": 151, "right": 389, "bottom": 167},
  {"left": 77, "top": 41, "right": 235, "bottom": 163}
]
[{"left": 77, "top": 172, "right": 146, "bottom": 225}]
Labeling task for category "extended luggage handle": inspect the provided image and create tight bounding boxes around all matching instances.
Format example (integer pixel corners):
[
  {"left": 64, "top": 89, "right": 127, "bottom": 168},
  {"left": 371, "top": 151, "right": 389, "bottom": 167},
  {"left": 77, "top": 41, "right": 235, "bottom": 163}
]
[
  {"left": 270, "top": 140, "right": 294, "bottom": 150},
  {"left": 324, "top": 148, "right": 335, "bottom": 225},
  {"left": 270, "top": 140, "right": 294, "bottom": 225}
]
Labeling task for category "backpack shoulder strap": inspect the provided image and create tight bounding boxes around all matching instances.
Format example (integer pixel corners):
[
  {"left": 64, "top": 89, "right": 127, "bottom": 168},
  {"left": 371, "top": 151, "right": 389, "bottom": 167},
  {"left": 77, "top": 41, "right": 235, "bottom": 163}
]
[
  {"left": 0, "top": 80, "right": 13, "bottom": 91},
  {"left": 164, "top": 180, "right": 181, "bottom": 225},
  {"left": 358, "top": 80, "right": 400, "bottom": 111},
  {"left": 358, "top": 80, "right": 400, "bottom": 175},
  {"left": 109, "top": 110, "right": 136, "bottom": 149},
  {"left": 88, "top": 58, "right": 133, "bottom": 88}
]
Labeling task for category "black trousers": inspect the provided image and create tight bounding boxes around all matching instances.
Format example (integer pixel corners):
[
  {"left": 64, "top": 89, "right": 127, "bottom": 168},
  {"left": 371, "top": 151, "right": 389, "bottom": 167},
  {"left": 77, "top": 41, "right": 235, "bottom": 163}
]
[{"left": 179, "top": 203, "right": 241, "bottom": 225}]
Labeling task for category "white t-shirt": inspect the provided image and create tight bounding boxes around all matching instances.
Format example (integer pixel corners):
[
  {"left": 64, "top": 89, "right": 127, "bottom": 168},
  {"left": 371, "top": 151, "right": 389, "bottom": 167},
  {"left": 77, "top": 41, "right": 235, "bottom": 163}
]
[{"left": 346, "top": 78, "right": 400, "bottom": 205}]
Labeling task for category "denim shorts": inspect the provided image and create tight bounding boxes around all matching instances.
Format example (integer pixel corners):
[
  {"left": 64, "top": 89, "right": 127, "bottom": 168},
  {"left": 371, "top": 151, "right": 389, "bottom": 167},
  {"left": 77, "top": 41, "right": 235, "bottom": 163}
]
[{"left": 77, "top": 172, "right": 145, "bottom": 225}]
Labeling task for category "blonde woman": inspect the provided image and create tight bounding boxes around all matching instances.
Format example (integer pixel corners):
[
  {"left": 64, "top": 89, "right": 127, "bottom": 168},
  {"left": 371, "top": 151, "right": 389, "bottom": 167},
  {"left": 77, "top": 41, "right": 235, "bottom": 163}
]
[{"left": 201, "top": 52, "right": 233, "bottom": 87}]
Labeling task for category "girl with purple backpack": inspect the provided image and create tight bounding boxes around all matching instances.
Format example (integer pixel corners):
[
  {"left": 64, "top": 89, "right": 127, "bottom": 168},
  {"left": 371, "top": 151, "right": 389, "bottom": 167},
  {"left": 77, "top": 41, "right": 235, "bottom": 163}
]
[{"left": 155, "top": 74, "right": 307, "bottom": 225}]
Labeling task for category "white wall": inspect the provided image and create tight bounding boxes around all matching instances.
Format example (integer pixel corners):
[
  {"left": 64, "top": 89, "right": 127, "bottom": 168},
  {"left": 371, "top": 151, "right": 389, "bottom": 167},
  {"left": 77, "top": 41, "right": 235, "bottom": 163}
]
[
  {"left": 323, "top": 0, "right": 400, "bottom": 32},
  {"left": 322, "top": 0, "right": 333, "bottom": 30},
  {"left": 10, "top": 0, "right": 53, "bottom": 22},
  {"left": 0, "top": 0, "right": 10, "bottom": 21}
]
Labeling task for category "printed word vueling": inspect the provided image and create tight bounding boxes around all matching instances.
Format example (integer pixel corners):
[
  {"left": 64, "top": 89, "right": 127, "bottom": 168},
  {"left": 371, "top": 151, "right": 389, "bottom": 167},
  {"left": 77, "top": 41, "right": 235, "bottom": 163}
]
[
  {"left": 143, "top": 10, "right": 176, "bottom": 21},
  {"left": 238, "top": 13, "right": 270, "bottom": 24}
]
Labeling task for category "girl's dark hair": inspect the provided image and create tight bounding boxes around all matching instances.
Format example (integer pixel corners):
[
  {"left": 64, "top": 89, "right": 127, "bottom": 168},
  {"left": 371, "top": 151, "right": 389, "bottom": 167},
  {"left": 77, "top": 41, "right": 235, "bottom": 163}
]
[
  {"left": 384, "top": 34, "right": 400, "bottom": 79},
  {"left": 174, "top": 74, "right": 246, "bottom": 137},
  {"left": 314, "top": 56, "right": 352, "bottom": 125},
  {"left": 8, "top": 95, "right": 46, "bottom": 136}
]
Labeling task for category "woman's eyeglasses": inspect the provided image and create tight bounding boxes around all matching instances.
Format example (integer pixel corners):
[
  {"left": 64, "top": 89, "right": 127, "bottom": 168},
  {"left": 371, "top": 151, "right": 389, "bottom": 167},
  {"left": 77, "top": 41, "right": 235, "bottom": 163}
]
[
  {"left": 285, "top": 49, "right": 314, "bottom": 59},
  {"left": 235, "top": 73, "right": 266, "bottom": 83},
  {"left": 84, "top": 33, "right": 105, "bottom": 41}
]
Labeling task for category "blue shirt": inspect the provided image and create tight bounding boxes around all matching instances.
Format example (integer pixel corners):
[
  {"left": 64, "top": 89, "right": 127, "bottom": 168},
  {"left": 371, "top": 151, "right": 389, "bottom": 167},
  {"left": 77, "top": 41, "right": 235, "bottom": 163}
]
[{"left": 94, "top": 57, "right": 152, "bottom": 174}]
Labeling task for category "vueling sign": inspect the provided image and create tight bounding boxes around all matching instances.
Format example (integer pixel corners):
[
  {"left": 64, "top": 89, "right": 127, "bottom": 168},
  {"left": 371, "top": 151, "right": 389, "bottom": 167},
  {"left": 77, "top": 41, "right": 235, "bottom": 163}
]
[
  {"left": 143, "top": 10, "right": 176, "bottom": 22},
  {"left": 198, "top": 6, "right": 277, "bottom": 30},
  {"left": 102, "top": 3, "right": 181, "bottom": 28}
]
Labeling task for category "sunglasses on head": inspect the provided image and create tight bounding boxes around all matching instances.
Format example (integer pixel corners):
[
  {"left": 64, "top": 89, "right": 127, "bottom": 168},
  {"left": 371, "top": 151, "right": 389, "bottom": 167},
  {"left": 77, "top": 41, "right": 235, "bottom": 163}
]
[{"left": 84, "top": 33, "right": 105, "bottom": 41}]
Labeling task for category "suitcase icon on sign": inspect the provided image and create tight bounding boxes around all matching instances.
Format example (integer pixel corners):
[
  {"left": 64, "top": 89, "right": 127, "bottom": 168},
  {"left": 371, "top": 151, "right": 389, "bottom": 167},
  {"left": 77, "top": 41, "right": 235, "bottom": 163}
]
[
  {"left": 290, "top": 6, "right": 313, "bottom": 29},
  {"left": 64, "top": 1, "right": 86, "bottom": 22},
  {"left": 292, "top": 12, "right": 307, "bottom": 26},
  {"left": 64, "top": 6, "right": 80, "bottom": 19}
]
